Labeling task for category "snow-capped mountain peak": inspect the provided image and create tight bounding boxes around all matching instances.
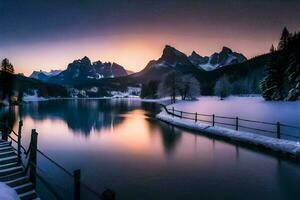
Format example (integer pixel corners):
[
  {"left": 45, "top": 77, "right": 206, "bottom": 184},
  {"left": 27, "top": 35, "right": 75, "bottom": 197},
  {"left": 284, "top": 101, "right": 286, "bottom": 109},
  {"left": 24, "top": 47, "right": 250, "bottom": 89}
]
[
  {"left": 30, "top": 69, "right": 62, "bottom": 82},
  {"left": 188, "top": 46, "right": 247, "bottom": 71},
  {"left": 30, "top": 56, "right": 129, "bottom": 85}
]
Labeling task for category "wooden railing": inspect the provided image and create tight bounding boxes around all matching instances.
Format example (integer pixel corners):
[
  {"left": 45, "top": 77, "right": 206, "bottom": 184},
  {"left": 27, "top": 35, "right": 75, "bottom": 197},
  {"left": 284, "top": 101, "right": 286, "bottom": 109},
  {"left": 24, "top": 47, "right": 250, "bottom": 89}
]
[
  {"left": 0, "top": 121, "right": 115, "bottom": 200},
  {"left": 160, "top": 104, "right": 300, "bottom": 141}
]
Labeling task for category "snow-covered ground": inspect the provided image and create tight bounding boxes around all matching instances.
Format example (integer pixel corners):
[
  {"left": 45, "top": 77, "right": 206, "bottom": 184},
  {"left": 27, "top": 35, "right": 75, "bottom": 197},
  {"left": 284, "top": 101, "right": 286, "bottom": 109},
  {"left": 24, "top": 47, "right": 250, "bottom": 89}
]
[
  {"left": 0, "top": 182, "right": 20, "bottom": 200},
  {"left": 156, "top": 110, "right": 300, "bottom": 158},
  {"left": 167, "top": 96, "right": 300, "bottom": 126}
]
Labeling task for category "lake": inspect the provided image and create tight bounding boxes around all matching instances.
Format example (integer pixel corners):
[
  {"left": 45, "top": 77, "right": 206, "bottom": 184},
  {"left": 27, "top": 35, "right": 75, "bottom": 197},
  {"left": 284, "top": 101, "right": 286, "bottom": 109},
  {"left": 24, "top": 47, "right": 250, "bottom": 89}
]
[{"left": 4, "top": 98, "right": 300, "bottom": 200}]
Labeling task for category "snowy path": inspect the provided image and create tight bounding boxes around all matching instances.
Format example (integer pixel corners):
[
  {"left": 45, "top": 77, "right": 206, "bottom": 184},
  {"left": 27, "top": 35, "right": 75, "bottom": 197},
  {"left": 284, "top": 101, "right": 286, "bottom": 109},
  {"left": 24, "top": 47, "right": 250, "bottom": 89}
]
[{"left": 156, "top": 110, "right": 300, "bottom": 158}]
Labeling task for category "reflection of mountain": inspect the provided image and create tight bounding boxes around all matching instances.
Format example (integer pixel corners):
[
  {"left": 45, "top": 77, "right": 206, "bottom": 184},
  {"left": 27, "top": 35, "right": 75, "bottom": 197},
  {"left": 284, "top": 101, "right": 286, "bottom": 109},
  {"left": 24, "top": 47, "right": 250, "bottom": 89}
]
[
  {"left": 17, "top": 99, "right": 183, "bottom": 154},
  {"left": 20, "top": 99, "right": 145, "bottom": 135}
]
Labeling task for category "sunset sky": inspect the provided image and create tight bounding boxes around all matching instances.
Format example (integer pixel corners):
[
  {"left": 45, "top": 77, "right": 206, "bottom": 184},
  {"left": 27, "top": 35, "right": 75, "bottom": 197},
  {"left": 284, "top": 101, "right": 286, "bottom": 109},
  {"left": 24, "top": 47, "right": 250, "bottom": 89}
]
[{"left": 1, "top": 0, "right": 300, "bottom": 76}]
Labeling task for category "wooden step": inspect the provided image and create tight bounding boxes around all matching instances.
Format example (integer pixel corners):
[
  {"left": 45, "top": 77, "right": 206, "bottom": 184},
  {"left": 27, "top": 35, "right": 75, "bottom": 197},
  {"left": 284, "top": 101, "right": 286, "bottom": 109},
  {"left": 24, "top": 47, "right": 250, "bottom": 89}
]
[
  {"left": 14, "top": 182, "right": 34, "bottom": 194},
  {"left": 0, "top": 166, "right": 23, "bottom": 176},
  {"left": 0, "top": 151, "right": 16, "bottom": 159},
  {"left": 5, "top": 176, "right": 29, "bottom": 187},
  {"left": 0, "top": 146, "right": 13, "bottom": 151},
  {"left": 0, "top": 155, "right": 18, "bottom": 165},
  {"left": 19, "top": 190, "right": 38, "bottom": 200},
  {"left": 0, "top": 161, "right": 19, "bottom": 170},
  {"left": 0, "top": 140, "right": 10, "bottom": 145},
  {"left": 0, "top": 140, "right": 39, "bottom": 200},
  {"left": 0, "top": 143, "right": 10, "bottom": 148},
  {"left": 0, "top": 171, "right": 26, "bottom": 182}
]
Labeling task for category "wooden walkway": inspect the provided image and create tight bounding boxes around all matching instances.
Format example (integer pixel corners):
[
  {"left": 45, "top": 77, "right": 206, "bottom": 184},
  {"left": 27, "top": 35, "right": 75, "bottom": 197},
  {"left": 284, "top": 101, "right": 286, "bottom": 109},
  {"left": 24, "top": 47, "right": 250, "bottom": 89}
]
[{"left": 0, "top": 139, "right": 39, "bottom": 200}]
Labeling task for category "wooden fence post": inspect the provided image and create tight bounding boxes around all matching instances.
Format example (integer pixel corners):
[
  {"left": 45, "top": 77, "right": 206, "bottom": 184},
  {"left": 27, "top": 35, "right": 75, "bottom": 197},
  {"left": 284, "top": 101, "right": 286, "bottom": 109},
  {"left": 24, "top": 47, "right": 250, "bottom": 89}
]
[
  {"left": 195, "top": 112, "right": 197, "bottom": 122},
  {"left": 29, "top": 129, "right": 38, "bottom": 187},
  {"left": 74, "top": 169, "right": 81, "bottom": 200},
  {"left": 17, "top": 120, "right": 23, "bottom": 163},
  {"left": 235, "top": 117, "right": 239, "bottom": 131},
  {"left": 277, "top": 122, "right": 281, "bottom": 139},
  {"left": 212, "top": 114, "right": 215, "bottom": 126}
]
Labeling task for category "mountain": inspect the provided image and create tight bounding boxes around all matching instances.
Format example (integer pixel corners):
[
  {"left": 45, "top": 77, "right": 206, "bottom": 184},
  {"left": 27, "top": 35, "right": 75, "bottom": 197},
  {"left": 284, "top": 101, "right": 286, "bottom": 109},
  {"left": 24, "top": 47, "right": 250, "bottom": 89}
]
[
  {"left": 126, "top": 70, "right": 135, "bottom": 75},
  {"left": 30, "top": 70, "right": 62, "bottom": 82},
  {"left": 31, "top": 56, "right": 128, "bottom": 86},
  {"left": 133, "top": 45, "right": 200, "bottom": 82},
  {"left": 133, "top": 45, "right": 247, "bottom": 82},
  {"left": 188, "top": 46, "right": 247, "bottom": 71},
  {"left": 131, "top": 45, "right": 271, "bottom": 95}
]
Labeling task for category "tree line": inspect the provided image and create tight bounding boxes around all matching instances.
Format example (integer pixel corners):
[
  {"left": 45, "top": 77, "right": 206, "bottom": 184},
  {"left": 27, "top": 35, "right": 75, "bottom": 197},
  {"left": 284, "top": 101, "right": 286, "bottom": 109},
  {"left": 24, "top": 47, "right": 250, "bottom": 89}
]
[
  {"left": 0, "top": 58, "right": 16, "bottom": 105},
  {"left": 260, "top": 27, "right": 300, "bottom": 101},
  {"left": 141, "top": 71, "right": 201, "bottom": 103}
]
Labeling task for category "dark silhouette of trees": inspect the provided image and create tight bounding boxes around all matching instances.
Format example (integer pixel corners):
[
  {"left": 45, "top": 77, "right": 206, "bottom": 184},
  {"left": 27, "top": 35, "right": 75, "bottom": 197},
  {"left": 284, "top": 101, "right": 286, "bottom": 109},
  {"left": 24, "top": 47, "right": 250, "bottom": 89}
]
[
  {"left": 260, "top": 45, "right": 282, "bottom": 100},
  {"left": 140, "top": 80, "right": 160, "bottom": 99},
  {"left": 260, "top": 28, "right": 300, "bottom": 101},
  {"left": 179, "top": 74, "right": 201, "bottom": 100},
  {"left": 158, "top": 71, "right": 183, "bottom": 103},
  {"left": 0, "top": 58, "right": 15, "bottom": 104},
  {"left": 214, "top": 76, "right": 231, "bottom": 100}
]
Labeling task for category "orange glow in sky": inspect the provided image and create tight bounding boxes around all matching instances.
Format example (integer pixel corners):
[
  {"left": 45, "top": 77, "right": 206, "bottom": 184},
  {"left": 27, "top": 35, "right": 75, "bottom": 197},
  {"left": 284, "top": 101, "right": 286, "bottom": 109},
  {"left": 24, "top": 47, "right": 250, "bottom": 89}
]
[{"left": 7, "top": 30, "right": 278, "bottom": 76}]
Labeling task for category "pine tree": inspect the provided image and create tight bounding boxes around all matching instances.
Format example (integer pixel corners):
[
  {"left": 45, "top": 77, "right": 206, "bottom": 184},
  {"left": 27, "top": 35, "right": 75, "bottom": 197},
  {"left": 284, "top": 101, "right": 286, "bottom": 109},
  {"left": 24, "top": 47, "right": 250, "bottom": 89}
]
[
  {"left": 0, "top": 58, "right": 15, "bottom": 104},
  {"left": 260, "top": 45, "right": 283, "bottom": 100},
  {"left": 278, "top": 27, "right": 291, "bottom": 50},
  {"left": 285, "top": 32, "right": 300, "bottom": 100},
  {"left": 1, "top": 58, "right": 14, "bottom": 74}
]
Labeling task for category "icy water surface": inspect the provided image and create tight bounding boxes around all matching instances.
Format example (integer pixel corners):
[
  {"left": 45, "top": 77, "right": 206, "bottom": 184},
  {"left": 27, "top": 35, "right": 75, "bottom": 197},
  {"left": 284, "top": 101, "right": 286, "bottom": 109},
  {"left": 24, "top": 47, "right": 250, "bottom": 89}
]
[{"left": 2, "top": 98, "right": 300, "bottom": 200}]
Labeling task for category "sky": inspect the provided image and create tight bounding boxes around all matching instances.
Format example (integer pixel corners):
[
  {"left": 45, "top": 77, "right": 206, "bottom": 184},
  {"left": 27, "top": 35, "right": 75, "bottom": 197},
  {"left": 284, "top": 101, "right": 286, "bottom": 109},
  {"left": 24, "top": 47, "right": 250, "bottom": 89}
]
[{"left": 1, "top": 0, "right": 300, "bottom": 76}]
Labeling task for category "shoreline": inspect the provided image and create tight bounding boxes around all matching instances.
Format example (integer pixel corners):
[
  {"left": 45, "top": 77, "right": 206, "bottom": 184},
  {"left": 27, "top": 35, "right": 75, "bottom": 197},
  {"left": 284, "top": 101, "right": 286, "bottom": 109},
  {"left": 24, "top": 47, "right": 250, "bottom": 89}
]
[{"left": 156, "top": 110, "right": 300, "bottom": 159}]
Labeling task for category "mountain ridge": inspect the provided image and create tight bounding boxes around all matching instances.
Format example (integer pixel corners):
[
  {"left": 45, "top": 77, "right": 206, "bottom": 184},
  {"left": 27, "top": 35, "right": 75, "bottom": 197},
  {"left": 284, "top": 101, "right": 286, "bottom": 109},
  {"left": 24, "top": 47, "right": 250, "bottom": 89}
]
[{"left": 30, "top": 56, "right": 128, "bottom": 85}]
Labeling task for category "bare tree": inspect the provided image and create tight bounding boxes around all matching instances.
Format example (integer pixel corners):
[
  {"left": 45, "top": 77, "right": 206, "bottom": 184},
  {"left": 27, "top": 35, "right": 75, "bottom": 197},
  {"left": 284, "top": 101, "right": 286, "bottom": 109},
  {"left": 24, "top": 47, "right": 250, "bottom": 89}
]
[
  {"left": 214, "top": 76, "right": 231, "bottom": 100},
  {"left": 158, "top": 71, "right": 183, "bottom": 103},
  {"left": 180, "top": 74, "right": 201, "bottom": 100}
]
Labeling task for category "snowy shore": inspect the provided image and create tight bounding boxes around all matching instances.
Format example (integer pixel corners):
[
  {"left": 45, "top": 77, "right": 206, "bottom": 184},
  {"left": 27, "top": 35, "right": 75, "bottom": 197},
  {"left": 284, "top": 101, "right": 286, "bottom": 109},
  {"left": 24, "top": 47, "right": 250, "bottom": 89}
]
[{"left": 156, "top": 110, "right": 300, "bottom": 158}]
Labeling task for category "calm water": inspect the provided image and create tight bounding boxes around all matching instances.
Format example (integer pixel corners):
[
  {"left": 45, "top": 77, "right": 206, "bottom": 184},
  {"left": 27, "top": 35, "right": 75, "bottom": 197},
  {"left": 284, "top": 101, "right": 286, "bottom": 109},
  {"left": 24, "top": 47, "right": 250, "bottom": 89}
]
[{"left": 4, "top": 99, "right": 300, "bottom": 200}]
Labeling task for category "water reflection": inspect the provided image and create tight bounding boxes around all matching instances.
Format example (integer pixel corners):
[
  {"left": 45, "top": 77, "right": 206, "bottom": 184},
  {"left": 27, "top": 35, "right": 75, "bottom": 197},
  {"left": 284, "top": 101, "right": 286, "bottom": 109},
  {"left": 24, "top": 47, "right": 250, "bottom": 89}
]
[
  {"left": 2, "top": 99, "right": 300, "bottom": 200},
  {"left": 15, "top": 99, "right": 182, "bottom": 156},
  {"left": 19, "top": 99, "right": 151, "bottom": 135},
  {"left": 0, "top": 106, "right": 17, "bottom": 139}
]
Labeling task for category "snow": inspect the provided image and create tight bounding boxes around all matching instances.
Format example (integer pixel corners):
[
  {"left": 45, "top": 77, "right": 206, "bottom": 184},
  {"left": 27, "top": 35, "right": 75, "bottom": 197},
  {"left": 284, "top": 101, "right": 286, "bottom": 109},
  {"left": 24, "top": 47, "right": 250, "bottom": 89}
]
[
  {"left": 199, "top": 62, "right": 218, "bottom": 71},
  {"left": 198, "top": 54, "right": 238, "bottom": 71},
  {"left": 23, "top": 90, "right": 47, "bottom": 102},
  {"left": 0, "top": 182, "right": 20, "bottom": 200},
  {"left": 166, "top": 96, "right": 300, "bottom": 127},
  {"left": 198, "top": 56, "right": 219, "bottom": 71},
  {"left": 156, "top": 110, "right": 300, "bottom": 158},
  {"left": 225, "top": 54, "right": 237, "bottom": 65},
  {"left": 42, "top": 70, "right": 61, "bottom": 77}
]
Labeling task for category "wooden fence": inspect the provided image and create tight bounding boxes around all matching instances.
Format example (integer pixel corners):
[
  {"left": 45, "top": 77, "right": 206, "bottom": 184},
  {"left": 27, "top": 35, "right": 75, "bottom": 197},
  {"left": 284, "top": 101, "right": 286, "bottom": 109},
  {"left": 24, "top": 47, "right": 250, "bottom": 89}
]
[{"left": 160, "top": 104, "right": 300, "bottom": 141}]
